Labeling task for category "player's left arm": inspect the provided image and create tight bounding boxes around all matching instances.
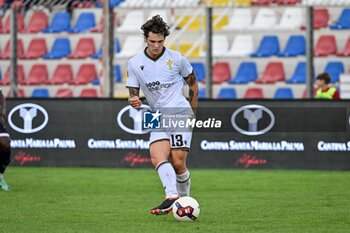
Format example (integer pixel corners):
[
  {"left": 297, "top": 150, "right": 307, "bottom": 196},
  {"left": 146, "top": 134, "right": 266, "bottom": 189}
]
[
  {"left": 185, "top": 71, "right": 198, "bottom": 114},
  {"left": 0, "top": 90, "right": 6, "bottom": 125}
]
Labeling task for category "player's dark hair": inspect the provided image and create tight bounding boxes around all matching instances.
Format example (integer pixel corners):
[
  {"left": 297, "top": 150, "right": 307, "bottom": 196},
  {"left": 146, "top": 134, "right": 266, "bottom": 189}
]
[
  {"left": 316, "top": 73, "right": 331, "bottom": 84},
  {"left": 141, "top": 15, "right": 170, "bottom": 38}
]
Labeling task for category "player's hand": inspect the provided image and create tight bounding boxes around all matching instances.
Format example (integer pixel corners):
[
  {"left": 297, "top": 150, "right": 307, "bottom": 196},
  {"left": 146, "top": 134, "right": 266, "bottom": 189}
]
[{"left": 129, "top": 96, "right": 142, "bottom": 109}]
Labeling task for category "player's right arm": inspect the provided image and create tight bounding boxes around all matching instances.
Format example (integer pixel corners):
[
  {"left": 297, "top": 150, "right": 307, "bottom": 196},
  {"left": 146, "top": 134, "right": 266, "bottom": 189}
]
[{"left": 126, "top": 60, "right": 142, "bottom": 109}]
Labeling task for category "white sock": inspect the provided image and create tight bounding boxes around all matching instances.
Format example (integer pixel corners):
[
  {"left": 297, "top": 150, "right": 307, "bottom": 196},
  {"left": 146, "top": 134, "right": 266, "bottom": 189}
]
[
  {"left": 176, "top": 170, "right": 191, "bottom": 197},
  {"left": 156, "top": 161, "right": 178, "bottom": 199},
  {"left": 0, "top": 173, "right": 3, "bottom": 180}
]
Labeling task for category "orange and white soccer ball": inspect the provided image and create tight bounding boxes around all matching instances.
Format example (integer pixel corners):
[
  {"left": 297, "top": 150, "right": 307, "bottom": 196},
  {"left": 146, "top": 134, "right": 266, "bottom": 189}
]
[{"left": 173, "top": 197, "right": 200, "bottom": 222}]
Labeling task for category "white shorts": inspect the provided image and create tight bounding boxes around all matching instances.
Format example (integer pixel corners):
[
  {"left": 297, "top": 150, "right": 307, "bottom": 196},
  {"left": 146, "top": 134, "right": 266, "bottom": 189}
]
[{"left": 149, "top": 130, "right": 193, "bottom": 150}]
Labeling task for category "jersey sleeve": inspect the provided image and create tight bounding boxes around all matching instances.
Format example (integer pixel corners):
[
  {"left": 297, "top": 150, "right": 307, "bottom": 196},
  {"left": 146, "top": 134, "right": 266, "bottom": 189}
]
[
  {"left": 179, "top": 55, "right": 193, "bottom": 78},
  {"left": 126, "top": 60, "right": 140, "bottom": 88}
]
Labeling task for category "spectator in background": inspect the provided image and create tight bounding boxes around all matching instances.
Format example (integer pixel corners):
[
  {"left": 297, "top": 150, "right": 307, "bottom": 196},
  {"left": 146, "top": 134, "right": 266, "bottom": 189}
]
[{"left": 315, "top": 73, "right": 340, "bottom": 99}]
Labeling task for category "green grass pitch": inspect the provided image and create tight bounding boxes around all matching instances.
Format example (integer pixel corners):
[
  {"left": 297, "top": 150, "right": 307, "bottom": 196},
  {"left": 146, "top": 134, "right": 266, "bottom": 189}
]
[{"left": 1, "top": 167, "right": 349, "bottom": 233}]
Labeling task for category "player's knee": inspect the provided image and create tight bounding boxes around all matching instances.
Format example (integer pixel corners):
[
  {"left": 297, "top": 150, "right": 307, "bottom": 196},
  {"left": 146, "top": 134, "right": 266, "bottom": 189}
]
[
  {"left": 172, "top": 161, "right": 186, "bottom": 174},
  {"left": 0, "top": 137, "right": 10, "bottom": 153}
]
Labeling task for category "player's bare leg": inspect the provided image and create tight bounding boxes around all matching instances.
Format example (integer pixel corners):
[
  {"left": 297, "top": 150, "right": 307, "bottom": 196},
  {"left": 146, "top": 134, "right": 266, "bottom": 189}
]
[
  {"left": 171, "top": 149, "right": 191, "bottom": 197},
  {"left": 150, "top": 140, "right": 179, "bottom": 215}
]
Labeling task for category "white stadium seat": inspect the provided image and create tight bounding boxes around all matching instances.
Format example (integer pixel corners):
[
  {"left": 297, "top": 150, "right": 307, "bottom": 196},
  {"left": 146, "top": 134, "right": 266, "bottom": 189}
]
[
  {"left": 115, "top": 36, "right": 144, "bottom": 58},
  {"left": 250, "top": 8, "right": 277, "bottom": 30},
  {"left": 116, "top": 11, "right": 144, "bottom": 32},
  {"left": 226, "top": 35, "right": 254, "bottom": 57},
  {"left": 223, "top": 8, "right": 252, "bottom": 30},
  {"left": 275, "top": 8, "right": 303, "bottom": 30},
  {"left": 213, "top": 35, "right": 230, "bottom": 57}
]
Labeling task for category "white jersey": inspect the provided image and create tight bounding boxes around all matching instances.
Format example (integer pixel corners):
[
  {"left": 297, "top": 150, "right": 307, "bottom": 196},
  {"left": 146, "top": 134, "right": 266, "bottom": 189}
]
[{"left": 126, "top": 47, "right": 193, "bottom": 110}]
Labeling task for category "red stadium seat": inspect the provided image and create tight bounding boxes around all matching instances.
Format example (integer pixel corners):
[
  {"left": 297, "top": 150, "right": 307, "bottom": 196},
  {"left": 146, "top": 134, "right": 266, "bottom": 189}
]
[
  {"left": 55, "top": 88, "right": 73, "bottom": 98},
  {"left": 2, "top": 64, "right": 25, "bottom": 85},
  {"left": 314, "top": 35, "right": 337, "bottom": 56},
  {"left": 244, "top": 87, "right": 264, "bottom": 99},
  {"left": 48, "top": 64, "right": 74, "bottom": 84},
  {"left": 6, "top": 88, "right": 25, "bottom": 98},
  {"left": 314, "top": 9, "right": 329, "bottom": 29},
  {"left": 25, "top": 11, "right": 49, "bottom": 33},
  {"left": 68, "top": 38, "right": 96, "bottom": 59},
  {"left": 275, "top": 0, "right": 300, "bottom": 4},
  {"left": 24, "top": 38, "right": 47, "bottom": 59},
  {"left": 0, "top": 15, "right": 2, "bottom": 32},
  {"left": 0, "top": 38, "right": 24, "bottom": 59},
  {"left": 70, "top": 64, "right": 97, "bottom": 85},
  {"left": 213, "top": 62, "right": 231, "bottom": 84},
  {"left": 25, "top": 64, "right": 48, "bottom": 85},
  {"left": 337, "top": 37, "right": 350, "bottom": 56},
  {"left": 2, "top": 12, "right": 24, "bottom": 33},
  {"left": 80, "top": 88, "right": 98, "bottom": 97},
  {"left": 256, "top": 62, "right": 285, "bottom": 84}
]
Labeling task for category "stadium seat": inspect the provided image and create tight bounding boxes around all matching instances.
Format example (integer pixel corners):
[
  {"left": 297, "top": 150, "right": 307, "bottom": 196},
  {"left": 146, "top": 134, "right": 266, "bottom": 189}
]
[
  {"left": 228, "top": 62, "right": 257, "bottom": 84},
  {"left": 25, "top": 11, "right": 48, "bottom": 33},
  {"left": 337, "top": 37, "right": 350, "bottom": 56},
  {"left": 279, "top": 35, "right": 306, "bottom": 57},
  {"left": 217, "top": 88, "right": 237, "bottom": 99},
  {"left": 313, "top": 9, "right": 329, "bottom": 29},
  {"left": 117, "top": 11, "right": 144, "bottom": 32},
  {"left": 7, "top": 88, "right": 25, "bottom": 98},
  {"left": 42, "top": 12, "right": 71, "bottom": 33},
  {"left": 0, "top": 38, "right": 24, "bottom": 59},
  {"left": 114, "top": 65, "right": 122, "bottom": 83},
  {"left": 91, "top": 38, "right": 121, "bottom": 59},
  {"left": 256, "top": 62, "right": 285, "bottom": 84},
  {"left": 274, "top": 88, "right": 294, "bottom": 99},
  {"left": 91, "top": 18, "right": 104, "bottom": 33},
  {"left": 286, "top": 62, "right": 306, "bottom": 84},
  {"left": 2, "top": 65, "right": 25, "bottom": 85},
  {"left": 43, "top": 38, "right": 71, "bottom": 59},
  {"left": 330, "top": 8, "right": 350, "bottom": 29},
  {"left": 314, "top": 35, "right": 337, "bottom": 56},
  {"left": 24, "top": 38, "right": 48, "bottom": 59},
  {"left": 251, "top": 36, "right": 280, "bottom": 57},
  {"left": 69, "top": 12, "right": 96, "bottom": 33},
  {"left": 191, "top": 62, "right": 205, "bottom": 82},
  {"left": 324, "top": 61, "right": 344, "bottom": 83},
  {"left": 55, "top": 88, "right": 73, "bottom": 98},
  {"left": 2, "top": 12, "right": 24, "bottom": 33},
  {"left": 236, "top": 0, "right": 251, "bottom": 6},
  {"left": 31, "top": 88, "right": 49, "bottom": 98},
  {"left": 212, "top": 35, "right": 229, "bottom": 57},
  {"left": 275, "top": 8, "right": 303, "bottom": 30},
  {"left": 213, "top": 62, "right": 231, "bottom": 84},
  {"left": 223, "top": 8, "right": 252, "bottom": 30},
  {"left": 48, "top": 64, "right": 74, "bottom": 84},
  {"left": 109, "top": 0, "right": 124, "bottom": 7},
  {"left": 80, "top": 88, "right": 98, "bottom": 98},
  {"left": 198, "top": 88, "right": 206, "bottom": 99},
  {"left": 115, "top": 36, "right": 144, "bottom": 57},
  {"left": 68, "top": 37, "right": 96, "bottom": 58},
  {"left": 250, "top": 8, "right": 277, "bottom": 30},
  {"left": 0, "top": 15, "right": 2, "bottom": 33},
  {"left": 227, "top": 35, "right": 254, "bottom": 57},
  {"left": 244, "top": 87, "right": 264, "bottom": 99},
  {"left": 169, "top": 43, "right": 201, "bottom": 58},
  {"left": 71, "top": 64, "right": 98, "bottom": 85},
  {"left": 275, "top": 0, "right": 300, "bottom": 4},
  {"left": 25, "top": 64, "right": 48, "bottom": 85}
]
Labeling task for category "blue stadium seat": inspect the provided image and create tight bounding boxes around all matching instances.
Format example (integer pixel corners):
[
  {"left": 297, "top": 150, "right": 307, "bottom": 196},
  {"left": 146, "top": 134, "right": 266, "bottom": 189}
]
[
  {"left": 229, "top": 62, "right": 257, "bottom": 84},
  {"left": 251, "top": 36, "right": 280, "bottom": 57},
  {"left": 110, "top": 0, "right": 125, "bottom": 7},
  {"left": 217, "top": 88, "right": 237, "bottom": 99},
  {"left": 69, "top": 12, "right": 96, "bottom": 33},
  {"left": 274, "top": 88, "right": 294, "bottom": 99},
  {"left": 198, "top": 89, "right": 206, "bottom": 99},
  {"left": 43, "top": 38, "right": 71, "bottom": 59},
  {"left": 32, "top": 88, "right": 49, "bottom": 98},
  {"left": 324, "top": 61, "right": 344, "bottom": 83},
  {"left": 42, "top": 12, "right": 71, "bottom": 33},
  {"left": 330, "top": 8, "right": 350, "bottom": 29},
  {"left": 91, "top": 39, "right": 121, "bottom": 59},
  {"left": 191, "top": 62, "right": 205, "bottom": 82},
  {"left": 114, "top": 65, "right": 122, "bottom": 83},
  {"left": 279, "top": 35, "right": 306, "bottom": 57},
  {"left": 286, "top": 62, "right": 306, "bottom": 84}
]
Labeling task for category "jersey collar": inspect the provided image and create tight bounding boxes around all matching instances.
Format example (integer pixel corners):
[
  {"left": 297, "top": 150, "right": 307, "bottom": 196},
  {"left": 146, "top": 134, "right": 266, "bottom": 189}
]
[{"left": 144, "top": 47, "right": 166, "bottom": 62}]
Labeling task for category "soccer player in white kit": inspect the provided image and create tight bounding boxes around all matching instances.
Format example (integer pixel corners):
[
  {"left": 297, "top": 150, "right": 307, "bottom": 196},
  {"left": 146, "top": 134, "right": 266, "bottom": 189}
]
[{"left": 126, "top": 15, "right": 198, "bottom": 215}]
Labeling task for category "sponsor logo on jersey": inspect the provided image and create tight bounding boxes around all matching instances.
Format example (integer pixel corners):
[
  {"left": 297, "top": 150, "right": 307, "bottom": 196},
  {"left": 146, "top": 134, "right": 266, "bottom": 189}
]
[
  {"left": 145, "top": 81, "right": 174, "bottom": 92},
  {"left": 167, "top": 60, "right": 173, "bottom": 70}
]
